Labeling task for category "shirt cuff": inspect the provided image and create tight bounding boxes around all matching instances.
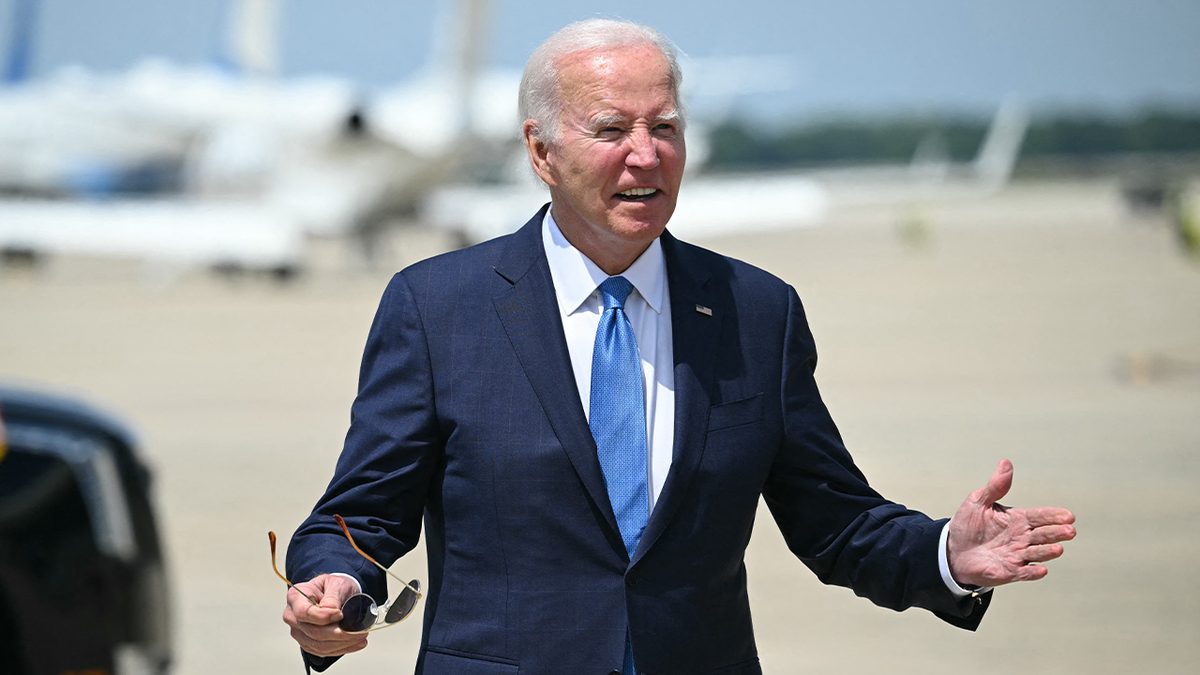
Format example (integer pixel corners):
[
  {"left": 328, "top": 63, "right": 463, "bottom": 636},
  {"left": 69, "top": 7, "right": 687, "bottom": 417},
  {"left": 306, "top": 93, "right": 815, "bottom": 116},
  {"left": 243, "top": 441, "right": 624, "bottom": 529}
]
[
  {"left": 330, "top": 572, "right": 362, "bottom": 594},
  {"left": 938, "top": 520, "right": 993, "bottom": 599}
]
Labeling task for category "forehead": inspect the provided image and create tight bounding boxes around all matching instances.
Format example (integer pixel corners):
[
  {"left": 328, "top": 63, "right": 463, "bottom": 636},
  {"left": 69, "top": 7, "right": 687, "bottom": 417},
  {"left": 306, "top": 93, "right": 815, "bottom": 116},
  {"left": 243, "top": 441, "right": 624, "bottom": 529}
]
[{"left": 554, "top": 44, "right": 676, "bottom": 117}]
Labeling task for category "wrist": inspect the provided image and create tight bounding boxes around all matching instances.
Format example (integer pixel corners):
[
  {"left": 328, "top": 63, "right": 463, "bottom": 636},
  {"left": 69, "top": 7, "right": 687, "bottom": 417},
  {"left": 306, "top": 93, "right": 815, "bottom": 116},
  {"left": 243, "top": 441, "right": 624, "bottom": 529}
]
[{"left": 938, "top": 520, "right": 991, "bottom": 599}]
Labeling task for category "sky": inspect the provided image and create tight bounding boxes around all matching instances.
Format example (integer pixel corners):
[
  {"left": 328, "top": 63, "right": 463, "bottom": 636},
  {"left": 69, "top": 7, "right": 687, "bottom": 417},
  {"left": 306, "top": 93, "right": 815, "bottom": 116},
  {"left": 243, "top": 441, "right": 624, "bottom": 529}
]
[{"left": 2, "top": 0, "right": 1199, "bottom": 123}]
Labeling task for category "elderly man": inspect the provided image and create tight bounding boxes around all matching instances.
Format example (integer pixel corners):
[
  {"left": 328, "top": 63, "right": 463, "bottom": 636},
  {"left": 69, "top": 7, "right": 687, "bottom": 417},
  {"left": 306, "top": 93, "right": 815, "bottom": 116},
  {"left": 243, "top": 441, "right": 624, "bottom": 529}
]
[{"left": 281, "top": 19, "right": 1075, "bottom": 675}]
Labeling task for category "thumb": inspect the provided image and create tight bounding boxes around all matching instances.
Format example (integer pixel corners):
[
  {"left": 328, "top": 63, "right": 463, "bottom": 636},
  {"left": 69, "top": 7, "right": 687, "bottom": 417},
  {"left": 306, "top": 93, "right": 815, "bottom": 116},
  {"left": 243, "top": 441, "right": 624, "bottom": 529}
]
[
  {"left": 320, "top": 574, "right": 360, "bottom": 610},
  {"left": 320, "top": 588, "right": 344, "bottom": 610},
  {"left": 975, "top": 459, "right": 1013, "bottom": 507}
]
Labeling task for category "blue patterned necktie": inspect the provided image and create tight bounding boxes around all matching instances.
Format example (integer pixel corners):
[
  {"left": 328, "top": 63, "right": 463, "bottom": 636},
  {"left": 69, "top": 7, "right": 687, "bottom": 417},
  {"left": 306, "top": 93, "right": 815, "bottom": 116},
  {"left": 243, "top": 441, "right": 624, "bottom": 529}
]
[
  {"left": 590, "top": 276, "right": 650, "bottom": 559},
  {"left": 589, "top": 276, "right": 648, "bottom": 675}
]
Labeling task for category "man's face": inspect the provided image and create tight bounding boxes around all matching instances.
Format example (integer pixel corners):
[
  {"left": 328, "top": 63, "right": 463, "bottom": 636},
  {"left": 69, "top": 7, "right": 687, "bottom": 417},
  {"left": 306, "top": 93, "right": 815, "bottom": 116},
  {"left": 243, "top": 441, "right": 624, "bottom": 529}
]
[{"left": 527, "top": 44, "right": 686, "bottom": 272}]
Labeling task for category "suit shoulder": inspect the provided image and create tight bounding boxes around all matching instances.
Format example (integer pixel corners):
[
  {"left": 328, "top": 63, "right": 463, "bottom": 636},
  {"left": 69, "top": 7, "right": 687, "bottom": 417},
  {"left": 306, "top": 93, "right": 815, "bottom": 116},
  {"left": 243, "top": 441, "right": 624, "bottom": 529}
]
[
  {"left": 392, "top": 232, "right": 513, "bottom": 296},
  {"left": 401, "top": 231, "right": 510, "bottom": 276},
  {"left": 667, "top": 235, "right": 792, "bottom": 296}
]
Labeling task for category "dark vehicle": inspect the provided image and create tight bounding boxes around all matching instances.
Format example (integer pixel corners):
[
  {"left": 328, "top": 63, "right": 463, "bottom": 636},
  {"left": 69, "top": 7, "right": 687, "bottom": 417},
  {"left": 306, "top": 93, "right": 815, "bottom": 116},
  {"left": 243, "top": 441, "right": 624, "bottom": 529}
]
[{"left": 0, "top": 385, "right": 171, "bottom": 675}]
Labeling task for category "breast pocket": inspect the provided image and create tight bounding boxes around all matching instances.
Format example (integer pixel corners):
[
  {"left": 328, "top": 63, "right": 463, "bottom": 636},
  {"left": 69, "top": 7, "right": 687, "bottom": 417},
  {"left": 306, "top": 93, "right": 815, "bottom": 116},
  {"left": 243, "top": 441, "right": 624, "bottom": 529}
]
[{"left": 707, "top": 393, "right": 764, "bottom": 432}]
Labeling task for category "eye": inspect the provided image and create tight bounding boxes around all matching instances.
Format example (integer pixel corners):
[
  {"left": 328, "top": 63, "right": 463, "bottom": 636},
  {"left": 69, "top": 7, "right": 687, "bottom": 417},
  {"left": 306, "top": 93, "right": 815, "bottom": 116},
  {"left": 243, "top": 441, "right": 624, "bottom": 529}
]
[
  {"left": 653, "top": 122, "right": 677, "bottom": 136},
  {"left": 597, "top": 126, "right": 623, "bottom": 139}
]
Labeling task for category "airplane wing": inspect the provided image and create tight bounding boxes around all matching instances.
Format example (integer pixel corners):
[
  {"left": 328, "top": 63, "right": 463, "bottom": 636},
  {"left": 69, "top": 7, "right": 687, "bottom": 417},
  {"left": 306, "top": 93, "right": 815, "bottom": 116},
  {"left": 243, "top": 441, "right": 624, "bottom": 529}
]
[{"left": 0, "top": 198, "right": 303, "bottom": 271}]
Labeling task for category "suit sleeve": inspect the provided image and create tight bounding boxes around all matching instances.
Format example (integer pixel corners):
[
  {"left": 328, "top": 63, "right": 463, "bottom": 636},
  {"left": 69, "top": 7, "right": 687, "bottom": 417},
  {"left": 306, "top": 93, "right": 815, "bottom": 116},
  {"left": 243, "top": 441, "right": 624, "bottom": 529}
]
[
  {"left": 286, "top": 272, "right": 445, "bottom": 668},
  {"left": 762, "top": 285, "right": 988, "bottom": 629}
]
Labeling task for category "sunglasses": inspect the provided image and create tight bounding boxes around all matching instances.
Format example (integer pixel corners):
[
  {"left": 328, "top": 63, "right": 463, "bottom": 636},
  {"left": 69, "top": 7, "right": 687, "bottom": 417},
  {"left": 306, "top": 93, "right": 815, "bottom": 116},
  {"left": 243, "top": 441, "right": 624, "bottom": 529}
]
[{"left": 270, "top": 514, "right": 422, "bottom": 634}]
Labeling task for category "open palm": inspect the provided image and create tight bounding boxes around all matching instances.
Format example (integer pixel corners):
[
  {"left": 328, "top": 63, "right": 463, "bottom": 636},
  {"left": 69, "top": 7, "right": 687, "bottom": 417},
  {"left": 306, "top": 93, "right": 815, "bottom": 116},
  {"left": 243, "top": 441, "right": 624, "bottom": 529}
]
[{"left": 947, "top": 459, "right": 1076, "bottom": 588}]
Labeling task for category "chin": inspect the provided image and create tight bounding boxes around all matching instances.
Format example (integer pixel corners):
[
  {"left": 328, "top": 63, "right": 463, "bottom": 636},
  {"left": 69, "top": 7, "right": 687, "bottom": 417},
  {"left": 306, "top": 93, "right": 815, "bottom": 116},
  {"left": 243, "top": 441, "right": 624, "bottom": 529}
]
[
  {"left": 610, "top": 218, "right": 668, "bottom": 243},
  {"left": 612, "top": 205, "right": 673, "bottom": 238}
]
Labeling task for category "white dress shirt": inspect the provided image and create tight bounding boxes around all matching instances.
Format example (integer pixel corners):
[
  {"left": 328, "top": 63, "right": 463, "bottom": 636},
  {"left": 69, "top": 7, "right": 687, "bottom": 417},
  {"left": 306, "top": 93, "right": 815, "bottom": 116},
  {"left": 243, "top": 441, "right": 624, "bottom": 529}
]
[{"left": 542, "top": 211, "right": 675, "bottom": 510}]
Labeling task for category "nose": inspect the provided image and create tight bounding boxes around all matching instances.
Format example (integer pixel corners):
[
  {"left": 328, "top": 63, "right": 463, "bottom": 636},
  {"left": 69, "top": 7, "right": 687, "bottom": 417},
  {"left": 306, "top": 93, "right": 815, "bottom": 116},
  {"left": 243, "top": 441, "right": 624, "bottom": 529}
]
[{"left": 625, "top": 128, "right": 659, "bottom": 170}]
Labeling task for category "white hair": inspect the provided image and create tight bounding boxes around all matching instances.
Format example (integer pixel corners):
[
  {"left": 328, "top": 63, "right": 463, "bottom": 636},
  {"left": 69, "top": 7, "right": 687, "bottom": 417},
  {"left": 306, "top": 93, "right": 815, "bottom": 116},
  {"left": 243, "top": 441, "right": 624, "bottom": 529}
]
[{"left": 519, "top": 19, "right": 685, "bottom": 144}]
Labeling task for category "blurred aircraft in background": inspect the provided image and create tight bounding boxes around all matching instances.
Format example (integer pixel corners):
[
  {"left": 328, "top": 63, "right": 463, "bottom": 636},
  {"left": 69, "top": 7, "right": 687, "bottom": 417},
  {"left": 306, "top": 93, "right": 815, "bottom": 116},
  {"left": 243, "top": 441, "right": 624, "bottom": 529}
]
[
  {"left": 0, "top": 0, "right": 1025, "bottom": 279},
  {"left": 0, "top": 0, "right": 510, "bottom": 278}
]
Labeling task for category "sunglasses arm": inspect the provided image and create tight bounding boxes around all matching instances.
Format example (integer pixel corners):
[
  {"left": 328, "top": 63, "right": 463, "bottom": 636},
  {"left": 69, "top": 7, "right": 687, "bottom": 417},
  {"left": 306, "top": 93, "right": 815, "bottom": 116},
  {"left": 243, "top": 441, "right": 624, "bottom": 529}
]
[
  {"left": 269, "top": 531, "right": 319, "bottom": 606},
  {"left": 371, "top": 559, "right": 422, "bottom": 596},
  {"left": 333, "top": 515, "right": 422, "bottom": 597}
]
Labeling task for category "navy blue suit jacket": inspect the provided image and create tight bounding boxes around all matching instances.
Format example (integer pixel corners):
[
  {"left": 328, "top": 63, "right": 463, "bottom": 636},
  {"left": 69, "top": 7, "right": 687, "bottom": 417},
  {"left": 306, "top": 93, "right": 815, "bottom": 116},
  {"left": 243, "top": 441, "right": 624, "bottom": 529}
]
[{"left": 288, "top": 205, "right": 988, "bottom": 675}]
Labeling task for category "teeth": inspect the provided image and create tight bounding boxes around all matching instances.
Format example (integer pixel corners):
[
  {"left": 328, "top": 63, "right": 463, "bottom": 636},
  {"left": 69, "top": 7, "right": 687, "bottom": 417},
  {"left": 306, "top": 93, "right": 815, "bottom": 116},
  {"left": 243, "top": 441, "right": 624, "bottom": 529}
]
[{"left": 619, "top": 188, "right": 656, "bottom": 197}]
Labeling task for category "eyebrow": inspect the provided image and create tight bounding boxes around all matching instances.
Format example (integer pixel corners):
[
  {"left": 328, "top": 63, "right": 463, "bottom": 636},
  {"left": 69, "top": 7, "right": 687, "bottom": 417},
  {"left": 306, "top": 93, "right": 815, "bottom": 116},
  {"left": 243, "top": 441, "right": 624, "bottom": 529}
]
[
  {"left": 589, "top": 110, "right": 683, "bottom": 131},
  {"left": 590, "top": 114, "right": 626, "bottom": 130},
  {"left": 656, "top": 110, "right": 683, "bottom": 125}
]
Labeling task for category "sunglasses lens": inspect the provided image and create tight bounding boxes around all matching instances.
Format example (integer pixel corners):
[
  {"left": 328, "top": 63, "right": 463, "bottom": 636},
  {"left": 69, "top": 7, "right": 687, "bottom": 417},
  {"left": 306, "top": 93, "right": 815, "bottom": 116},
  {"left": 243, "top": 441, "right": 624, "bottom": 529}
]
[
  {"left": 339, "top": 593, "right": 378, "bottom": 633},
  {"left": 384, "top": 580, "right": 421, "bottom": 624}
]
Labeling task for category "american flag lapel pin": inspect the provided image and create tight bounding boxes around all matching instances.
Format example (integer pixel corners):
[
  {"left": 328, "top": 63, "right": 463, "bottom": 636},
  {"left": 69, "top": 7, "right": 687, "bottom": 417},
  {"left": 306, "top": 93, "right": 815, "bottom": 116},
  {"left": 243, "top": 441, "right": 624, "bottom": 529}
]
[{"left": 695, "top": 304, "right": 712, "bottom": 316}]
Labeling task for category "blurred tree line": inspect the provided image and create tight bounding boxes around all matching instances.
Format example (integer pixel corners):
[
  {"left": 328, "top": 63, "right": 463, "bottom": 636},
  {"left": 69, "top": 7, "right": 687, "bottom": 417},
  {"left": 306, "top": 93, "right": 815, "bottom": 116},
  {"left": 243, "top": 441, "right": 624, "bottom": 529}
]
[{"left": 705, "top": 108, "right": 1200, "bottom": 170}]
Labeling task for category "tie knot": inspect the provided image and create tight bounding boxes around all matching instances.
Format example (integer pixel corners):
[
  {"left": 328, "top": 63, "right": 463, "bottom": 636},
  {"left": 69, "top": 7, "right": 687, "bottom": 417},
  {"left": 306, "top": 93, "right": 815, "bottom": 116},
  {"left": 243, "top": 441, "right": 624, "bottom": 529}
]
[{"left": 598, "top": 276, "right": 634, "bottom": 310}]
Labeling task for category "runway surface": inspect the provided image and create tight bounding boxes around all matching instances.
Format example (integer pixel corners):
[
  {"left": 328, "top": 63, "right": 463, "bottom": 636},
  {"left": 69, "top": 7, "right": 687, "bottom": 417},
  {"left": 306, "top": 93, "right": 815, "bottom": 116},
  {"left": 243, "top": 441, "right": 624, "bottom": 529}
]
[{"left": 2, "top": 179, "right": 1197, "bottom": 673}]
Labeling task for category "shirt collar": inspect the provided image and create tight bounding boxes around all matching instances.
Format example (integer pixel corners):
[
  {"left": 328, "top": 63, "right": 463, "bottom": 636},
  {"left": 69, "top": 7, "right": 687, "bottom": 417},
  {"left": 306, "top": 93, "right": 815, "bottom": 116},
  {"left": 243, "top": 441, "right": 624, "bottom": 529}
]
[{"left": 542, "top": 208, "right": 665, "bottom": 317}]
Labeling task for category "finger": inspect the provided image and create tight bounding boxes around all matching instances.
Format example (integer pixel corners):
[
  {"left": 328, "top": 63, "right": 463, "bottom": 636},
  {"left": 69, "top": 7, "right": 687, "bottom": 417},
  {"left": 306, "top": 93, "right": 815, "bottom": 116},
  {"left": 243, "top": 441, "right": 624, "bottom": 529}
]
[
  {"left": 286, "top": 610, "right": 339, "bottom": 639},
  {"left": 1022, "top": 543, "right": 1065, "bottom": 564},
  {"left": 321, "top": 575, "right": 361, "bottom": 608},
  {"left": 288, "top": 588, "right": 342, "bottom": 626},
  {"left": 283, "top": 604, "right": 341, "bottom": 640},
  {"left": 974, "top": 459, "right": 1013, "bottom": 507},
  {"left": 290, "top": 626, "right": 368, "bottom": 657},
  {"left": 1014, "top": 563, "right": 1050, "bottom": 582},
  {"left": 340, "top": 638, "right": 369, "bottom": 655},
  {"left": 287, "top": 610, "right": 363, "bottom": 647},
  {"left": 295, "top": 601, "right": 342, "bottom": 626},
  {"left": 1029, "top": 523, "right": 1076, "bottom": 545},
  {"left": 318, "top": 589, "right": 343, "bottom": 611},
  {"left": 1025, "top": 507, "right": 1076, "bottom": 528}
]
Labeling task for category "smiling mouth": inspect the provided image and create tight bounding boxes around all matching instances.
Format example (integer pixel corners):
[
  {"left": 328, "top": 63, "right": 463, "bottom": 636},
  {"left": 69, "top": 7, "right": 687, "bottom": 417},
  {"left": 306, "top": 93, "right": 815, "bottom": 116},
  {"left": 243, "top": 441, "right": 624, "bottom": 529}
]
[{"left": 615, "top": 188, "right": 658, "bottom": 202}]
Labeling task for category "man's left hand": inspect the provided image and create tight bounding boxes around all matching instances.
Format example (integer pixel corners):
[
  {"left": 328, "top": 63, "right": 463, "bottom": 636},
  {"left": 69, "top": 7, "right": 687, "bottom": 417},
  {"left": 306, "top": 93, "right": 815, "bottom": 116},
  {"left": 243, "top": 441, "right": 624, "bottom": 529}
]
[{"left": 947, "top": 459, "right": 1076, "bottom": 588}]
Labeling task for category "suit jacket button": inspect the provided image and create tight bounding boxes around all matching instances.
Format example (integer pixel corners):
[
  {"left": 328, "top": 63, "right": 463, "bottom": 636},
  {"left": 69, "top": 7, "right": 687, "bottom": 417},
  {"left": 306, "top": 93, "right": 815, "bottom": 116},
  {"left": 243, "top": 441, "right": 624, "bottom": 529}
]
[
  {"left": 626, "top": 571, "right": 640, "bottom": 587},
  {"left": 609, "top": 670, "right": 622, "bottom": 675}
]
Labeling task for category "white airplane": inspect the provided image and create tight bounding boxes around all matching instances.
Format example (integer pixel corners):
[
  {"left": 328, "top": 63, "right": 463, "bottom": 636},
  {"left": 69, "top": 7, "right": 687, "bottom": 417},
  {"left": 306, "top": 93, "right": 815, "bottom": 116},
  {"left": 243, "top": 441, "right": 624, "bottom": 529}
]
[
  {"left": 0, "top": 0, "right": 1021, "bottom": 276},
  {"left": 0, "top": 0, "right": 502, "bottom": 276}
]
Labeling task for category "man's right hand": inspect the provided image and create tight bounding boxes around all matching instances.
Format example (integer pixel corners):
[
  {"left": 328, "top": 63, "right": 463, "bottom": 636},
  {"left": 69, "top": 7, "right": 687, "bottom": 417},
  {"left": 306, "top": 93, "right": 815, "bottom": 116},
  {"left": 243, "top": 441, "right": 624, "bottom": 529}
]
[{"left": 282, "top": 573, "right": 369, "bottom": 658}]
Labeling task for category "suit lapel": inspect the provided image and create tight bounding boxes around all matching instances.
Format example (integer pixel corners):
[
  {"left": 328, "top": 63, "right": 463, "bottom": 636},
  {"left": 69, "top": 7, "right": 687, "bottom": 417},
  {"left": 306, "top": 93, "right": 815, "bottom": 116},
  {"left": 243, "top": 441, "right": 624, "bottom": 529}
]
[
  {"left": 632, "top": 231, "right": 721, "bottom": 564},
  {"left": 491, "top": 207, "right": 623, "bottom": 544}
]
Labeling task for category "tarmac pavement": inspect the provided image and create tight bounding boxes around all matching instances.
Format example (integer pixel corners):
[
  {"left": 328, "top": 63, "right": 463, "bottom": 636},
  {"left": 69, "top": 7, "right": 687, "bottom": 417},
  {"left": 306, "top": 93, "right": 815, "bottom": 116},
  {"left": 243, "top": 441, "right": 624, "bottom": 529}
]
[{"left": 1, "top": 179, "right": 1197, "bottom": 674}]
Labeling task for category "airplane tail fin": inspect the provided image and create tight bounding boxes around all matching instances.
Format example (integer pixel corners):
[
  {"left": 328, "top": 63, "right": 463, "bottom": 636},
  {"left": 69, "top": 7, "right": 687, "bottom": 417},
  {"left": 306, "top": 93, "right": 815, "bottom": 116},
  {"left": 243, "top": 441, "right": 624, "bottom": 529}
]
[
  {"left": 431, "top": 0, "right": 491, "bottom": 76},
  {"left": 432, "top": 0, "right": 492, "bottom": 139},
  {"left": 4, "top": 0, "right": 37, "bottom": 84},
  {"left": 972, "top": 97, "right": 1030, "bottom": 189},
  {"left": 225, "top": 0, "right": 282, "bottom": 77}
]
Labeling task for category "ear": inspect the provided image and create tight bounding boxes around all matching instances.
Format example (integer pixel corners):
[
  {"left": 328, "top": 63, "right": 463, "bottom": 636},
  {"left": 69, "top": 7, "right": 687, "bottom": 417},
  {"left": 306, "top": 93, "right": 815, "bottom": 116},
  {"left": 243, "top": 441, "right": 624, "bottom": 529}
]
[{"left": 523, "top": 119, "right": 557, "bottom": 187}]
